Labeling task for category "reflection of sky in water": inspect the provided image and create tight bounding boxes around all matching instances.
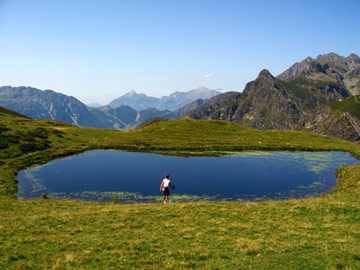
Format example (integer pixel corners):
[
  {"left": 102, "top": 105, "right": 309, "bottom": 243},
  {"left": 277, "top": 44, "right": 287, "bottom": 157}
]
[{"left": 17, "top": 150, "right": 359, "bottom": 202}]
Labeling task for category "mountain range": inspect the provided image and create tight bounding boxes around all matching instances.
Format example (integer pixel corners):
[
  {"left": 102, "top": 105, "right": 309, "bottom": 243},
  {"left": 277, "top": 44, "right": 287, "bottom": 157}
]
[
  {"left": 0, "top": 86, "right": 213, "bottom": 129},
  {"left": 1, "top": 52, "right": 359, "bottom": 142},
  {"left": 278, "top": 53, "right": 360, "bottom": 95},
  {"left": 187, "top": 53, "right": 360, "bottom": 142},
  {"left": 0, "top": 86, "right": 97, "bottom": 127},
  {"left": 108, "top": 87, "right": 219, "bottom": 111}
]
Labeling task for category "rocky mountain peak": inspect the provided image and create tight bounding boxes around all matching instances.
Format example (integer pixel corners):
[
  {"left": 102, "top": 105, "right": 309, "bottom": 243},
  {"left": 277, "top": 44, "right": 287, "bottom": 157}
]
[
  {"left": 277, "top": 57, "right": 313, "bottom": 80},
  {"left": 346, "top": 53, "right": 360, "bottom": 69},
  {"left": 347, "top": 53, "right": 360, "bottom": 60},
  {"left": 125, "top": 90, "right": 144, "bottom": 97},
  {"left": 194, "top": 86, "right": 209, "bottom": 91},
  {"left": 315, "top": 52, "right": 354, "bottom": 71},
  {"left": 316, "top": 52, "right": 342, "bottom": 62},
  {"left": 278, "top": 52, "right": 360, "bottom": 81},
  {"left": 258, "top": 69, "right": 274, "bottom": 79}
]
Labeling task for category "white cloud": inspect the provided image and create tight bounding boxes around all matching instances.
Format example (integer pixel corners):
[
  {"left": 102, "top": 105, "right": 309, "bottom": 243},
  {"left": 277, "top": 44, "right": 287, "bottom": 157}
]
[{"left": 204, "top": 72, "right": 215, "bottom": 80}]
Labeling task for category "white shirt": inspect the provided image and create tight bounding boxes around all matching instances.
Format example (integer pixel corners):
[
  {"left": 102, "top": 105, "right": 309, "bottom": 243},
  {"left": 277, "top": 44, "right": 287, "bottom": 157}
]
[{"left": 163, "top": 178, "right": 170, "bottom": 188}]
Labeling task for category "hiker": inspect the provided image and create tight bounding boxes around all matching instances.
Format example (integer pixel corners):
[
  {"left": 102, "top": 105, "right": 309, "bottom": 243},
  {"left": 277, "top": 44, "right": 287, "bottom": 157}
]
[{"left": 160, "top": 174, "right": 174, "bottom": 203}]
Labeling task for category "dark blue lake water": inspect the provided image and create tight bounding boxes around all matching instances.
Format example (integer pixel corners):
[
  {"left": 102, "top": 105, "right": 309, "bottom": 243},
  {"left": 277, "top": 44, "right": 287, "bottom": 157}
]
[{"left": 17, "top": 150, "right": 359, "bottom": 202}]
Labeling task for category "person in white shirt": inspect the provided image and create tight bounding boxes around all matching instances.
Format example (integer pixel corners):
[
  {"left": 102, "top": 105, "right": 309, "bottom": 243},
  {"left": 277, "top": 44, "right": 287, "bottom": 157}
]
[{"left": 160, "top": 174, "right": 174, "bottom": 203}]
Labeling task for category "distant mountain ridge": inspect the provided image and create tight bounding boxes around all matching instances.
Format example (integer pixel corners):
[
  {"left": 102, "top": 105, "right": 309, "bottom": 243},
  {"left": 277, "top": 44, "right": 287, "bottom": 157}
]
[
  {"left": 0, "top": 86, "right": 209, "bottom": 129},
  {"left": 0, "top": 86, "right": 97, "bottom": 127},
  {"left": 108, "top": 87, "right": 220, "bottom": 111},
  {"left": 108, "top": 91, "right": 159, "bottom": 111},
  {"left": 87, "top": 103, "right": 103, "bottom": 108}
]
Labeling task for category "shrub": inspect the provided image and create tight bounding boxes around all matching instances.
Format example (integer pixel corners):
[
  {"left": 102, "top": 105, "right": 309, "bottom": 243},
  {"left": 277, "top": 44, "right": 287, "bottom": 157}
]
[
  {"left": 0, "top": 140, "right": 9, "bottom": 150},
  {"left": 0, "top": 124, "right": 9, "bottom": 133},
  {"left": 40, "top": 194, "right": 49, "bottom": 199},
  {"left": 19, "top": 140, "right": 50, "bottom": 153},
  {"left": 30, "top": 127, "right": 49, "bottom": 139}
]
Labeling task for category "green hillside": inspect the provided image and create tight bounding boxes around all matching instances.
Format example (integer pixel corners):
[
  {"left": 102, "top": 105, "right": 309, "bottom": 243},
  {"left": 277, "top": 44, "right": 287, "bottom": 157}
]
[
  {"left": 0, "top": 106, "right": 30, "bottom": 120},
  {"left": 329, "top": 95, "right": 360, "bottom": 119},
  {"left": 1, "top": 107, "right": 360, "bottom": 269}
]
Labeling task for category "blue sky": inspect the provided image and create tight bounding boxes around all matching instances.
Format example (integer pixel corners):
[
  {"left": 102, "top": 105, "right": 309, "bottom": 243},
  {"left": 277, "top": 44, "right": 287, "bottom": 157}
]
[{"left": 0, "top": 0, "right": 359, "bottom": 104}]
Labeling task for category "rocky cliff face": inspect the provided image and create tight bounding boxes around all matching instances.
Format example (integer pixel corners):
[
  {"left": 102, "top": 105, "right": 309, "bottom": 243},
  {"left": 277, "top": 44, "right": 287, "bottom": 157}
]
[
  {"left": 298, "top": 96, "right": 360, "bottom": 142},
  {"left": 344, "top": 67, "right": 360, "bottom": 95},
  {"left": 278, "top": 57, "right": 313, "bottom": 80},
  {"left": 278, "top": 53, "right": 360, "bottom": 95},
  {"left": 186, "top": 92, "right": 242, "bottom": 122},
  {"left": 187, "top": 68, "right": 350, "bottom": 130},
  {"left": 231, "top": 70, "right": 303, "bottom": 130}
]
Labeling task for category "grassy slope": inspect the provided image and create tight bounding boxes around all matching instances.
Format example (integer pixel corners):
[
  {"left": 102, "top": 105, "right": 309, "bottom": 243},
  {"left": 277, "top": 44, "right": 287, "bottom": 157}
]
[
  {"left": 329, "top": 95, "right": 360, "bottom": 119},
  {"left": 0, "top": 106, "right": 31, "bottom": 120},
  {"left": 1, "top": 110, "right": 360, "bottom": 269}
]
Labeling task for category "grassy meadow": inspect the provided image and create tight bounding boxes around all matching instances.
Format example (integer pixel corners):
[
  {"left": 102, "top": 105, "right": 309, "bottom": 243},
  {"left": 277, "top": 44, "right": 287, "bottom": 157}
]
[{"left": 1, "top": 109, "right": 360, "bottom": 269}]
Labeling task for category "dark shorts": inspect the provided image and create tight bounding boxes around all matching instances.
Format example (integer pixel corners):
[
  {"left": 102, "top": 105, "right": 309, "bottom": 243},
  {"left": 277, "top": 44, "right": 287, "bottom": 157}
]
[{"left": 163, "top": 187, "right": 170, "bottom": 196}]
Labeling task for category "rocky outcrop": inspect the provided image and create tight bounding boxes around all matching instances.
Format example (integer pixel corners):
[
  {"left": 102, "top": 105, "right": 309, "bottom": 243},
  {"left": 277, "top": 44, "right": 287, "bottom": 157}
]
[
  {"left": 186, "top": 92, "right": 242, "bottom": 122},
  {"left": 298, "top": 97, "right": 360, "bottom": 143},
  {"left": 344, "top": 67, "right": 360, "bottom": 95}
]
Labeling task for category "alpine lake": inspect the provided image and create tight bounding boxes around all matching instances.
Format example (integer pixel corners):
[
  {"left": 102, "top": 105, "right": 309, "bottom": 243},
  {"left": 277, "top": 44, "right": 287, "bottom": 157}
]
[{"left": 17, "top": 150, "right": 359, "bottom": 203}]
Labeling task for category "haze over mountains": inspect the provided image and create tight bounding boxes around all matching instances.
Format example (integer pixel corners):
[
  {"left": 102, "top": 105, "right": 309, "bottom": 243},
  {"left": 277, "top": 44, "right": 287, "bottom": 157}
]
[
  {"left": 108, "top": 87, "right": 220, "bottom": 111},
  {"left": 0, "top": 86, "right": 217, "bottom": 129}
]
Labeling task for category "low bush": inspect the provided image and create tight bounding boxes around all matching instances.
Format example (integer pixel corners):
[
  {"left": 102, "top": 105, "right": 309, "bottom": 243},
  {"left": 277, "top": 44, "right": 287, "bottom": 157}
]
[{"left": 19, "top": 141, "right": 50, "bottom": 153}]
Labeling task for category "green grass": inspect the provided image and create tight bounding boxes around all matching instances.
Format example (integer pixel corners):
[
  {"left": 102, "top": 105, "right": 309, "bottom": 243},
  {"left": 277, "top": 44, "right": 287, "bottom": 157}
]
[
  {"left": 329, "top": 95, "right": 360, "bottom": 120},
  {"left": 1, "top": 108, "right": 360, "bottom": 269},
  {"left": 0, "top": 106, "right": 30, "bottom": 120}
]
